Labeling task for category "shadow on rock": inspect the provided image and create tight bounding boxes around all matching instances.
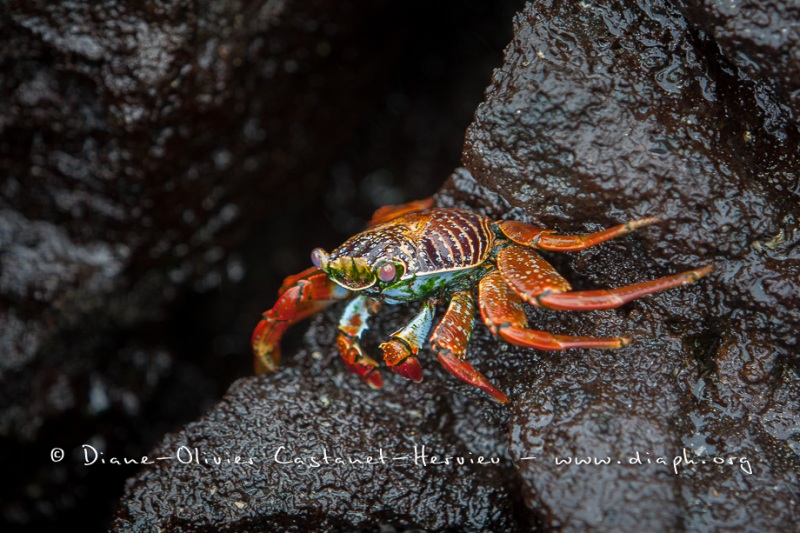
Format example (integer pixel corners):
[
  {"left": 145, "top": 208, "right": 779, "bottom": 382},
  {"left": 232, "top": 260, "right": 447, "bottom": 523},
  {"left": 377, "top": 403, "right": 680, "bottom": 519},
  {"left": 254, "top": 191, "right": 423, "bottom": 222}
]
[{"left": 116, "top": 1, "right": 799, "bottom": 529}]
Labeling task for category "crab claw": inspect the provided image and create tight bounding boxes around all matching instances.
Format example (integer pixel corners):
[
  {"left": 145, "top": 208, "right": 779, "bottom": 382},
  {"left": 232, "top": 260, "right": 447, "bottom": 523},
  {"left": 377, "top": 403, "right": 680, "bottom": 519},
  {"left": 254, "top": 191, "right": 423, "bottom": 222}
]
[
  {"left": 393, "top": 356, "right": 423, "bottom": 383},
  {"left": 381, "top": 339, "right": 424, "bottom": 382},
  {"left": 252, "top": 269, "right": 351, "bottom": 375},
  {"left": 337, "top": 333, "right": 384, "bottom": 389},
  {"left": 366, "top": 369, "right": 384, "bottom": 389},
  {"left": 436, "top": 352, "right": 508, "bottom": 404},
  {"left": 341, "top": 362, "right": 383, "bottom": 389},
  {"left": 251, "top": 317, "right": 283, "bottom": 373}
]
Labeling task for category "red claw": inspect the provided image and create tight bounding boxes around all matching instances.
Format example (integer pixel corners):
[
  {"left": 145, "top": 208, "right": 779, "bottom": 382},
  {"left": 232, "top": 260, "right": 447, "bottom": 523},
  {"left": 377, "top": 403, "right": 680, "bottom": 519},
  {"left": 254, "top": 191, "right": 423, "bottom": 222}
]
[
  {"left": 340, "top": 357, "right": 383, "bottom": 389},
  {"left": 392, "top": 356, "right": 423, "bottom": 383},
  {"left": 364, "top": 369, "right": 384, "bottom": 389},
  {"left": 436, "top": 352, "right": 508, "bottom": 404},
  {"left": 338, "top": 332, "right": 383, "bottom": 389},
  {"left": 381, "top": 339, "right": 425, "bottom": 382},
  {"left": 340, "top": 358, "right": 384, "bottom": 389},
  {"left": 252, "top": 270, "right": 350, "bottom": 375},
  {"left": 251, "top": 317, "right": 284, "bottom": 373}
]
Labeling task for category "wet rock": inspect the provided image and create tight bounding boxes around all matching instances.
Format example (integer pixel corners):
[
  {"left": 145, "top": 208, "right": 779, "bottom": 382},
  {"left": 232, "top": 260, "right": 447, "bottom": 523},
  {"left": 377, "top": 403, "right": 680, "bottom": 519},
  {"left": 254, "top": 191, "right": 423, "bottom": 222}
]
[
  {"left": 0, "top": 0, "right": 379, "bottom": 433},
  {"left": 676, "top": 0, "right": 800, "bottom": 120},
  {"left": 10, "top": 0, "right": 800, "bottom": 530},
  {"left": 0, "top": 0, "right": 407, "bottom": 527},
  {"left": 117, "top": 0, "right": 800, "bottom": 527},
  {"left": 462, "top": 1, "right": 800, "bottom": 531},
  {"left": 113, "top": 360, "right": 521, "bottom": 531}
]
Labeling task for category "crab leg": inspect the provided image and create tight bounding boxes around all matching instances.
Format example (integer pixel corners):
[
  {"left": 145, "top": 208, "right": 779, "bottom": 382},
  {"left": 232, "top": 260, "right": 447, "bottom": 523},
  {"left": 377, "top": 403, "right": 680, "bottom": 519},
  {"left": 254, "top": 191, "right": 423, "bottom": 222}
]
[
  {"left": 252, "top": 269, "right": 351, "bottom": 374},
  {"left": 277, "top": 265, "right": 322, "bottom": 295},
  {"left": 431, "top": 291, "right": 508, "bottom": 404},
  {"left": 381, "top": 300, "right": 435, "bottom": 383},
  {"left": 368, "top": 197, "right": 435, "bottom": 226},
  {"left": 479, "top": 269, "right": 629, "bottom": 350},
  {"left": 497, "top": 245, "right": 713, "bottom": 311},
  {"left": 498, "top": 217, "right": 660, "bottom": 251},
  {"left": 337, "top": 295, "right": 384, "bottom": 389}
]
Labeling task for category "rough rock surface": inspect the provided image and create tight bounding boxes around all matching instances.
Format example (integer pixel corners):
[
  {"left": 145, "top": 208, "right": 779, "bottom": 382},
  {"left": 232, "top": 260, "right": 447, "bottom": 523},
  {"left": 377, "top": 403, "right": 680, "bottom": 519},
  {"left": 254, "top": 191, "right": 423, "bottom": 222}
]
[
  {"left": 0, "top": 0, "right": 381, "bottom": 423},
  {"left": 117, "top": 1, "right": 798, "bottom": 530},
  {"left": 5, "top": 0, "right": 799, "bottom": 530},
  {"left": 113, "top": 365, "right": 521, "bottom": 531},
  {"left": 2, "top": 0, "right": 486, "bottom": 528},
  {"left": 462, "top": 1, "right": 799, "bottom": 530}
]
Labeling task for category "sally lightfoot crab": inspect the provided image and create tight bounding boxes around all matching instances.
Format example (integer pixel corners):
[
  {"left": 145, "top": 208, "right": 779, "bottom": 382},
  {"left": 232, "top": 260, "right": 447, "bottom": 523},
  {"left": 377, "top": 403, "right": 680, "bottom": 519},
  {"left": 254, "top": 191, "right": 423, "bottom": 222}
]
[{"left": 252, "top": 198, "right": 712, "bottom": 403}]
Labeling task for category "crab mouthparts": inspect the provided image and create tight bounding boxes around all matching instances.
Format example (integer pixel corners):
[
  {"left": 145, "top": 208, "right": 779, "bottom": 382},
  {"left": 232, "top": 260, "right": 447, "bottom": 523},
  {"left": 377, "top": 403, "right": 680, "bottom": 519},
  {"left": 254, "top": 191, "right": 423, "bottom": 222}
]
[{"left": 327, "top": 256, "right": 377, "bottom": 290}]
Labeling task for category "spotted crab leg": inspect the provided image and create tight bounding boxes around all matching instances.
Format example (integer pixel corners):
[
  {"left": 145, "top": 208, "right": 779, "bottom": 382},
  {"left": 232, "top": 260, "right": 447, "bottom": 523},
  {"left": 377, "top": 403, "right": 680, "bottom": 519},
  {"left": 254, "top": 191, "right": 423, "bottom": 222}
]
[
  {"left": 368, "top": 197, "right": 435, "bottom": 226},
  {"left": 430, "top": 291, "right": 508, "bottom": 404},
  {"left": 337, "top": 295, "right": 384, "bottom": 389},
  {"left": 497, "top": 216, "right": 660, "bottom": 251},
  {"left": 478, "top": 268, "right": 629, "bottom": 350},
  {"left": 277, "top": 265, "right": 323, "bottom": 295},
  {"left": 497, "top": 245, "right": 713, "bottom": 311},
  {"left": 252, "top": 269, "right": 351, "bottom": 374},
  {"left": 380, "top": 300, "right": 435, "bottom": 383}
]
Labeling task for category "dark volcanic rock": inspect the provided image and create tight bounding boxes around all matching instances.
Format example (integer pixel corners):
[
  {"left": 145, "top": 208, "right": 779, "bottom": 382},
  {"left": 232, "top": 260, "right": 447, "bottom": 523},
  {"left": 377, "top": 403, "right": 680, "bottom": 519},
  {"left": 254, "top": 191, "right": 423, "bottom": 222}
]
[
  {"left": 117, "top": 0, "right": 799, "bottom": 528},
  {"left": 113, "top": 365, "right": 520, "bottom": 532},
  {"left": 0, "top": 0, "right": 386, "bottom": 435},
  {"left": 113, "top": 173, "right": 532, "bottom": 531},
  {"left": 116, "top": 0, "right": 800, "bottom": 530},
  {"left": 1, "top": 0, "right": 409, "bottom": 527},
  {"left": 676, "top": 0, "right": 800, "bottom": 121},
  {"left": 463, "top": 1, "right": 800, "bottom": 531},
  {"left": 9, "top": 0, "right": 800, "bottom": 530},
  {"left": 2, "top": 0, "right": 521, "bottom": 528}
]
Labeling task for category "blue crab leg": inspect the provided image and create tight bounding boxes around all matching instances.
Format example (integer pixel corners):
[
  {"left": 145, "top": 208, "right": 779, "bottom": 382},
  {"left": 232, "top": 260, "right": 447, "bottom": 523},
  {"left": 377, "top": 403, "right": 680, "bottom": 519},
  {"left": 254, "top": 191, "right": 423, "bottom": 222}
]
[
  {"left": 381, "top": 300, "right": 435, "bottom": 382},
  {"left": 337, "top": 295, "right": 384, "bottom": 389},
  {"left": 431, "top": 291, "right": 508, "bottom": 404}
]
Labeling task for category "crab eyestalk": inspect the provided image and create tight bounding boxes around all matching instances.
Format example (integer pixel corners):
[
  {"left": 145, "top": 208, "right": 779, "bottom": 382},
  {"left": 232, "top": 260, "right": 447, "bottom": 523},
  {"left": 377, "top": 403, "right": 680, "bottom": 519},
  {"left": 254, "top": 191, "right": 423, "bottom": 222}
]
[{"left": 311, "top": 247, "right": 330, "bottom": 270}]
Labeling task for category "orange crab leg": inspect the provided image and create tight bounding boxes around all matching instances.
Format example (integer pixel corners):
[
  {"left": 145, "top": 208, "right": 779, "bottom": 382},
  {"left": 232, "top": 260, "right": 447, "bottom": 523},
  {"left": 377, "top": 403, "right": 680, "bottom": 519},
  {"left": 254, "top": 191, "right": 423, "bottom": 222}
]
[
  {"left": 478, "top": 269, "right": 629, "bottom": 350},
  {"left": 431, "top": 291, "right": 508, "bottom": 404},
  {"left": 252, "top": 269, "right": 351, "bottom": 374},
  {"left": 368, "top": 197, "right": 435, "bottom": 226},
  {"left": 497, "top": 245, "right": 713, "bottom": 311},
  {"left": 337, "top": 295, "right": 384, "bottom": 389},
  {"left": 497, "top": 217, "right": 660, "bottom": 251},
  {"left": 536, "top": 267, "right": 713, "bottom": 310},
  {"left": 278, "top": 265, "right": 322, "bottom": 295}
]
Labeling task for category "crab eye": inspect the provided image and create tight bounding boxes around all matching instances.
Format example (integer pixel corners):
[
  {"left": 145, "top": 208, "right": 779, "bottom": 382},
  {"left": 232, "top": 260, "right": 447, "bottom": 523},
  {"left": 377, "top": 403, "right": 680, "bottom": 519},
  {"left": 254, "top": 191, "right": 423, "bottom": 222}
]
[
  {"left": 378, "top": 262, "right": 396, "bottom": 282},
  {"left": 311, "top": 248, "right": 329, "bottom": 269}
]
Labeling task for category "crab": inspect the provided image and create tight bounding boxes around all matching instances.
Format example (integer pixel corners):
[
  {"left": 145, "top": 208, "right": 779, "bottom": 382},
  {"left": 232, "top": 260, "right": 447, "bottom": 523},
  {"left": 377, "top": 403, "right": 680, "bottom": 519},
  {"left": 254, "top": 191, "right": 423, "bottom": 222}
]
[{"left": 251, "top": 198, "right": 712, "bottom": 403}]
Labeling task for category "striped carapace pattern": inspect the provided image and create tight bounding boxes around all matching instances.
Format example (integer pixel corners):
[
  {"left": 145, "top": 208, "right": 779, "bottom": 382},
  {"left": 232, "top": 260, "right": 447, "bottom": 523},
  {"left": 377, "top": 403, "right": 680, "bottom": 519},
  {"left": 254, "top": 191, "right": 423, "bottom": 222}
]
[
  {"left": 329, "top": 224, "right": 418, "bottom": 273},
  {"left": 329, "top": 209, "right": 494, "bottom": 276},
  {"left": 413, "top": 209, "right": 493, "bottom": 274}
]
